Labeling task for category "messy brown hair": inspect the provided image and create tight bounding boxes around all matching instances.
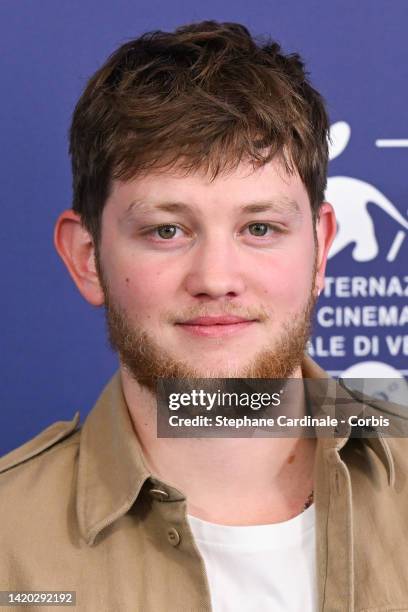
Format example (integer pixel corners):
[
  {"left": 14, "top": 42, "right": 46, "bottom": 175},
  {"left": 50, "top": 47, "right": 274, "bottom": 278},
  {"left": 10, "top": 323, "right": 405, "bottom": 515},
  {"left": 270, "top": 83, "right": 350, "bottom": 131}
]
[{"left": 70, "top": 20, "right": 329, "bottom": 247}]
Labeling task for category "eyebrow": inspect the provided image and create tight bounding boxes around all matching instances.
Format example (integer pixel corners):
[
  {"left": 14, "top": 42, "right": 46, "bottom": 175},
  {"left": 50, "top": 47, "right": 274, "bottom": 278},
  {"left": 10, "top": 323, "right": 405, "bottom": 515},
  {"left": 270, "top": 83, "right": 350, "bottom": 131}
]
[{"left": 122, "top": 197, "right": 301, "bottom": 220}]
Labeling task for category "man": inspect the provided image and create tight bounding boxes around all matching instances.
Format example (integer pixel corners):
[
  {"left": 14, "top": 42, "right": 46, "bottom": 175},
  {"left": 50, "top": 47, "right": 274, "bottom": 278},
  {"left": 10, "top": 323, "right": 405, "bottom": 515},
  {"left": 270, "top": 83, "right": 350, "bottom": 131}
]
[{"left": 1, "top": 20, "right": 407, "bottom": 612}]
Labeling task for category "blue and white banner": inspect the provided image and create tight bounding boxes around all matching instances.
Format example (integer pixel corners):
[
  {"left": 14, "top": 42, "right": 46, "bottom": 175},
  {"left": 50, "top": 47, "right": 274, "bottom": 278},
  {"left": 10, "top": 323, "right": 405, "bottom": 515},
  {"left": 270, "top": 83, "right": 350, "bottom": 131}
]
[{"left": 0, "top": 1, "right": 406, "bottom": 453}]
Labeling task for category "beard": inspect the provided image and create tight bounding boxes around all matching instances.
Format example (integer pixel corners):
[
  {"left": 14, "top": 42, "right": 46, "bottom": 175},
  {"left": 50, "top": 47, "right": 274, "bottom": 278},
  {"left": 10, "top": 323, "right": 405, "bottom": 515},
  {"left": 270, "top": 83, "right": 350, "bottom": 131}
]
[{"left": 97, "top": 254, "right": 318, "bottom": 394}]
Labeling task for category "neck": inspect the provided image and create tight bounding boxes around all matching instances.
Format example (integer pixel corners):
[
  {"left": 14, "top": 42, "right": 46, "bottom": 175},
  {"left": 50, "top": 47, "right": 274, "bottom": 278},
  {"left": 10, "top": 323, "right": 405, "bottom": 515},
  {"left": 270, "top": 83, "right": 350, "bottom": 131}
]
[{"left": 121, "top": 364, "right": 316, "bottom": 525}]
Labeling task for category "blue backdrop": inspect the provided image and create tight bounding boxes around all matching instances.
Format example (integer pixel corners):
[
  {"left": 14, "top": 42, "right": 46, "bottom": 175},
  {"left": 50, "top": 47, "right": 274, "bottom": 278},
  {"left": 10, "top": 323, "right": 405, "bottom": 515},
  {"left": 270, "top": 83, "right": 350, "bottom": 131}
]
[{"left": 1, "top": 0, "right": 407, "bottom": 455}]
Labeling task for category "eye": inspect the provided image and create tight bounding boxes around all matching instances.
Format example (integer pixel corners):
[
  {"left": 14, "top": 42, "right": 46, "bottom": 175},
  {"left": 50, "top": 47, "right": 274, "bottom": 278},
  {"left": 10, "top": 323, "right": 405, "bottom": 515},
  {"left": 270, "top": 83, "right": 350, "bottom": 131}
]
[
  {"left": 156, "top": 224, "right": 179, "bottom": 239},
  {"left": 247, "top": 223, "right": 270, "bottom": 237}
]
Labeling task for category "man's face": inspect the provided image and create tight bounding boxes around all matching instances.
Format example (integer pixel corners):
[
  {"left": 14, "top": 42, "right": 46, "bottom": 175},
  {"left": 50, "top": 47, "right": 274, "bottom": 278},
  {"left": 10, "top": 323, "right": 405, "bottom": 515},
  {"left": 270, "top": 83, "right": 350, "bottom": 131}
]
[{"left": 97, "top": 158, "right": 319, "bottom": 391}]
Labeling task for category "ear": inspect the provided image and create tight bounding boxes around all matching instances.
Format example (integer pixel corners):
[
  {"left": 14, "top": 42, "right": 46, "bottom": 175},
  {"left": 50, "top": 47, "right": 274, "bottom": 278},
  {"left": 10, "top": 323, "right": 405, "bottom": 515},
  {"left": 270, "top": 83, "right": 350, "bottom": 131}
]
[
  {"left": 54, "top": 210, "right": 104, "bottom": 306},
  {"left": 314, "top": 202, "right": 337, "bottom": 294}
]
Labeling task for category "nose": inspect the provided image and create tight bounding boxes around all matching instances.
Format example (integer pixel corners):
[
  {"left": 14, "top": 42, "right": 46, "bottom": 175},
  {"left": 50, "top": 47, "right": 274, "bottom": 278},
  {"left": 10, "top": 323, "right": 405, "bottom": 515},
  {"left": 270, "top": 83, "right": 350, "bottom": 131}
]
[{"left": 183, "top": 235, "right": 246, "bottom": 299}]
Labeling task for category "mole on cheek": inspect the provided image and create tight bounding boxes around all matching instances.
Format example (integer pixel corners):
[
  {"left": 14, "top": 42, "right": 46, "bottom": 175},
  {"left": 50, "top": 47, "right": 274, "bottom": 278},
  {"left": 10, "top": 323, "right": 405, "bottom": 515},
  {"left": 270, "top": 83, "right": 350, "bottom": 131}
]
[
  {"left": 287, "top": 454, "right": 295, "bottom": 464},
  {"left": 125, "top": 277, "right": 130, "bottom": 285}
]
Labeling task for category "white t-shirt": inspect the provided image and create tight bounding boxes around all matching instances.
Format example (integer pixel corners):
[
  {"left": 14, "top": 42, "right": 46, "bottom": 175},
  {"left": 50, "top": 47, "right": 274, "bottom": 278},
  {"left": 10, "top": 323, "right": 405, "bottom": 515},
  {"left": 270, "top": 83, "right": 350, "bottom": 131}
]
[{"left": 187, "top": 504, "right": 317, "bottom": 612}]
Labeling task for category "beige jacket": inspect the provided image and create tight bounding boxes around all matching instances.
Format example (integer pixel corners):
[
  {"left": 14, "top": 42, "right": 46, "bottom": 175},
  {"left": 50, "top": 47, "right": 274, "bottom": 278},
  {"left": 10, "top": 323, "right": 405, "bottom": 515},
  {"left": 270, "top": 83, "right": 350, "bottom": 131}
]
[{"left": 0, "top": 355, "right": 407, "bottom": 612}]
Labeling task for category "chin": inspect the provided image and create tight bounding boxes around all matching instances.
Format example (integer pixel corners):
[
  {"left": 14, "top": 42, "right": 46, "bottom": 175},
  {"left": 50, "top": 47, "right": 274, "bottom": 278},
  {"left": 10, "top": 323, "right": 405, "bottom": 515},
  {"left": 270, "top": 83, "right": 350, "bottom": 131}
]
[{"left": 192, "top": 362, "right": 251, "bottom": 379}]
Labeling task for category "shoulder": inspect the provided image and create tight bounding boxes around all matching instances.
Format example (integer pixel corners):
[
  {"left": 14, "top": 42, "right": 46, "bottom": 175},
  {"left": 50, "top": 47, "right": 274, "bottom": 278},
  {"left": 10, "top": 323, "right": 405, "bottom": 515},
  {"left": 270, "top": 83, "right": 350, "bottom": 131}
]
[
  {"left": 338, "top": 378, "right": 408, "bottom": 469},
  {"left": 0, "top": 414, "right": 84, "bottom": 578},
  {"left": 0, "top": 414, "right": 81, "bottom": 550},
  {"left": 338, "top": 378, "right": 408, "bottom": 425},
  {"left": 0, "top": 413, "right": 81, "bottom": 487}
]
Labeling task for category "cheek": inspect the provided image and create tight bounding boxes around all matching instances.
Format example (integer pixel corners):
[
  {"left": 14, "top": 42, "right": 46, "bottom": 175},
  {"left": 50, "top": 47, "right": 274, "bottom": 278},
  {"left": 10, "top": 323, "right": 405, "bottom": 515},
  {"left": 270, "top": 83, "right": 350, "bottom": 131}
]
[
  {"left": 117, "top": 260, "right": 179, "bottom": 316},
  {"left": 255, "top": 246, "right": 315, "bottom": 306}
]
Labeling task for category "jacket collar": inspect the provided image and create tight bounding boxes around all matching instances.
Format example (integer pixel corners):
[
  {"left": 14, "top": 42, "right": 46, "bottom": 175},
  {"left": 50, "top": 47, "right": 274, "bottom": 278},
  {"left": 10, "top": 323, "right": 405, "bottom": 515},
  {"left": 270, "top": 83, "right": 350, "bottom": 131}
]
[
  {"left": 301, "top": 354, "right": 395, "bottom": 487},
  {"left": 76, "top": 372, "right": 150, "bottom": 545},
  {"left": 76, "top": 355, "right": 395, "bottom": 545}
]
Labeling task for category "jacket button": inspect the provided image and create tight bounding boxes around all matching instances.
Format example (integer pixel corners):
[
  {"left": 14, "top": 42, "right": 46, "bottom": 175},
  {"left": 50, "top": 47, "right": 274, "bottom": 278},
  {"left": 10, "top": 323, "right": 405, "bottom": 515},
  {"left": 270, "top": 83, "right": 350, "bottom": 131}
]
[
  {"left": 149, "top": 488, "right": 169, "bottom": 501},
  {"left": 167, "top": 528, "right": 181, "bottom": 546}
]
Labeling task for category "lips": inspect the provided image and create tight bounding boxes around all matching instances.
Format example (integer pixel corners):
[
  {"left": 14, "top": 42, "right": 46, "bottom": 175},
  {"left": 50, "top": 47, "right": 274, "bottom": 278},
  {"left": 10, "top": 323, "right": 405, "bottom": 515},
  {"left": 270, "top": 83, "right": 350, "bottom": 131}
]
[
  {"left": 180, "top": 316, "right": 255, "bottom": 326},
  {"left": 176, "top": 315, "right": 257, "bottom": 337}
]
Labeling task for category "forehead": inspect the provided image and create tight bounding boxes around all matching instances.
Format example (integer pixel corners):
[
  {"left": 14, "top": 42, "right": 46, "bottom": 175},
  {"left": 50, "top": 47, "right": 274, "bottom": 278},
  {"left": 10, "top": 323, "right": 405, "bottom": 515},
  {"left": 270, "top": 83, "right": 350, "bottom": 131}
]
[{"left": 105, "top": 158, "right": 311, "bottom": 220}]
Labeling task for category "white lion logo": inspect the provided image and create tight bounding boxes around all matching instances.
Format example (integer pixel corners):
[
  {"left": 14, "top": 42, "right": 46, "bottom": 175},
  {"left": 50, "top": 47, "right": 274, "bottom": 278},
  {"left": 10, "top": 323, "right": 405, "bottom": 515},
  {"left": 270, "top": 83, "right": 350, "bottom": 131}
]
[{"left": 326, "top": 121, "right": 408, "bottom": 261}]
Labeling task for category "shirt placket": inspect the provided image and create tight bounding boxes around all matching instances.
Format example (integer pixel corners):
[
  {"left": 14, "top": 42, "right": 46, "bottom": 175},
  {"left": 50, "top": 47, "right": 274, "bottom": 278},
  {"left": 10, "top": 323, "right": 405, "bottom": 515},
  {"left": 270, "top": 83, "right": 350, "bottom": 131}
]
[{"left": 148, "top": 480, "right": 213, "bottom": 612}]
